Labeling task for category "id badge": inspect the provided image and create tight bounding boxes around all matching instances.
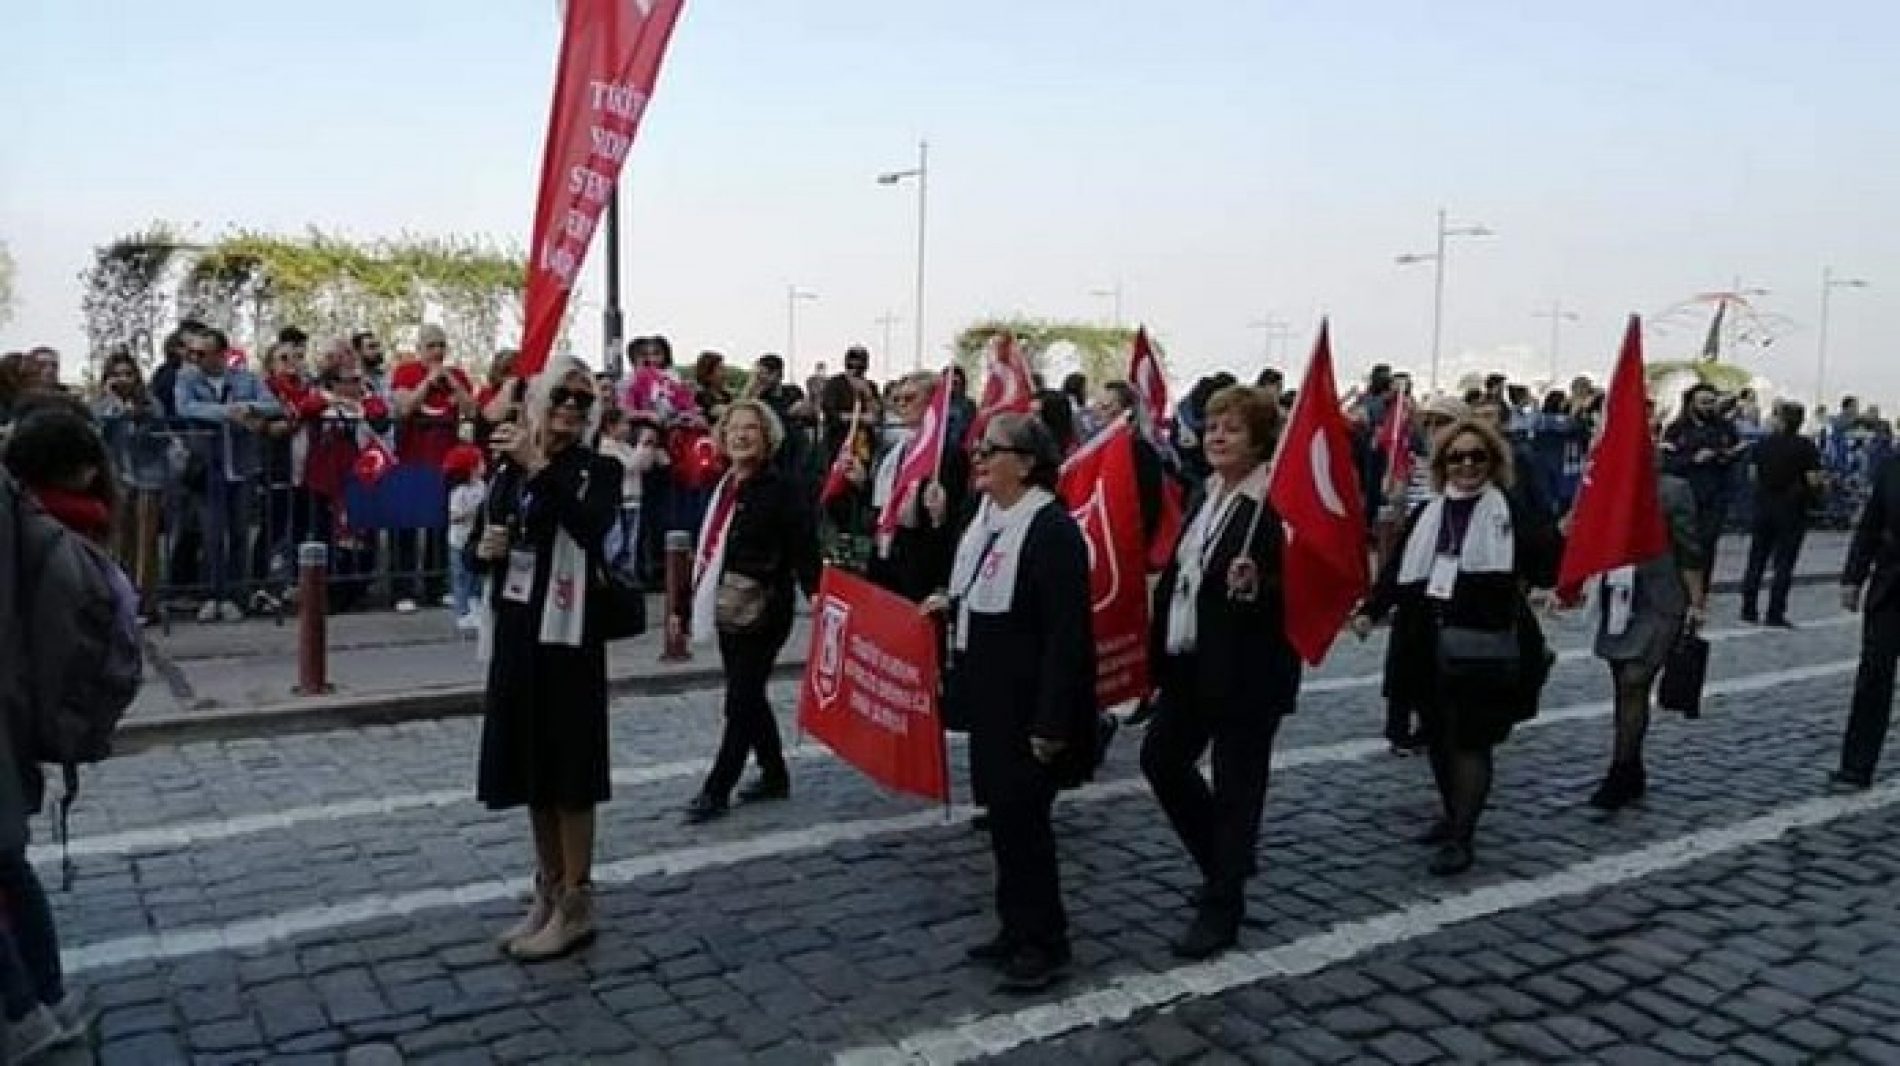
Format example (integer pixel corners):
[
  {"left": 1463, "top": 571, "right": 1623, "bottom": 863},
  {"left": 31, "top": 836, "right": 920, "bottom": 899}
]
[
  {"left": 502, "top": 549, "right": 537, "bottom": 604},
  {"left": 1426, "top": 554, "right": 1460, "bottom": 601}
]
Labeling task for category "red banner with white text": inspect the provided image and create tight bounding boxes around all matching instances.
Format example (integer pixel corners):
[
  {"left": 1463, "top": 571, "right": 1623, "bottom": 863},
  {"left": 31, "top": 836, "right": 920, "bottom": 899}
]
[
  {"left": 518, "top": 0, "right": 686, "bottom": 377},
  {"left": 1058, "top": 421, "right": 1151, "bottom": 707},
  {"left": 797, "top": 567, "right": 949, "bottom": 803}
]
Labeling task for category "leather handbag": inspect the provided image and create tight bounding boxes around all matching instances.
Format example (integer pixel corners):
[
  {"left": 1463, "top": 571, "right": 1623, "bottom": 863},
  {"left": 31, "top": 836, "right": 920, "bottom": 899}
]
[
  {"left": 588, "top": 559, "right": 648, "bottom": 642},
  {"left": 1658, "top": 632, "right": 1710, "bottom": 719},
  {"left": 1436, "top": 624, "right": 1521, "bottom": 684},
  {"left": 714, "top": 571, "right": 769, "bottom": 634}
]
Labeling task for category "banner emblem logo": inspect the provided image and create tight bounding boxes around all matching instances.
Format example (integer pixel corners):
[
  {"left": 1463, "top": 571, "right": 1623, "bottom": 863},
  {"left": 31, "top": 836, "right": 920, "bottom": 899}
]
[{"left": 815, "top": 594, "right": 851, "bottom": 706}]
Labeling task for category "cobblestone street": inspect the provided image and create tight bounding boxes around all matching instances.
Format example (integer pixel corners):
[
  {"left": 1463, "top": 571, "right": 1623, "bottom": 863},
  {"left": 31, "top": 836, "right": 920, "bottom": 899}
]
[{"left": 42, "top": 585, "right": 1900, "bottom": 1064}]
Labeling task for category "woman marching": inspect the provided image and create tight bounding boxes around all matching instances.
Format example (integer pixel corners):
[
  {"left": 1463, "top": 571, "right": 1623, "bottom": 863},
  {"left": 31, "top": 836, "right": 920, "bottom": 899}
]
[
  {"left": 927, "top": 412, "right": 1099, "bottom": 993},
  {"left": 470, "top": 356, "right": 622, "bottom": 961},
  {"left": 681, "top": 399, "right": 821, "bottom": 824},
  {"left": 1139, "top": 386, "right": 1301, "bottom": 959},
  {"left": 1354, "top": 417, "right": 1558, "bottom": 877},
  {"left": 846, "top": 369, "right": 968, "bottom": 603}
]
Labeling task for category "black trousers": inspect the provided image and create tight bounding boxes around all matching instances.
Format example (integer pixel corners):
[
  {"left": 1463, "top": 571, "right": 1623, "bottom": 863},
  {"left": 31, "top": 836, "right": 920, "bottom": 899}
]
[
  {"left": 1140, "top": 690, "right": 1280, "bottom": 911},
  {"left": 1741, "top": 502, "right": 1807, "bottom": 621},
  {"left": 1693, "top": 494, "right": 1729, "bottom": 578},
  {"left": 1842, "top": 604, "right": 1900, "bottom": 779},
  {"left": 704, "top": 618, "right": 793, "bottom": 800},
  {"left": 988, "top": 775, "right": 1065, "bottom": 950}
]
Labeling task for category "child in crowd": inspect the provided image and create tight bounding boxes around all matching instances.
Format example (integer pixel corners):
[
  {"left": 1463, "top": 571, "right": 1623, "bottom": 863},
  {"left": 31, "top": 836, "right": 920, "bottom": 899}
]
[
  {"left": 444, "top": 444, "right": 488, "bottom": 632},
  {"left": 596, "top": 408, "right": 667, "bottom": 575}
]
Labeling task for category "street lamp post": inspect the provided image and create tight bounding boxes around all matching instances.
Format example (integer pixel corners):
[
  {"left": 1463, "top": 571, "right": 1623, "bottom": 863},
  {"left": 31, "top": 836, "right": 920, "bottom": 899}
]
[
  {"left": 876, "top": 311, "right": 901, "bottom": 366},
  {"left": 1090, "top": 282, "right": 1125, "bottom": 328},
  {"left": 1397, "top": 207, "right": 1493, "bottom": 393},
  {"left": 602, "top": 188, "right": 625, "bottom": 377},
  {"left": 786, "top": 285, "right": 819, "bottom": 369},
  {"left": 878, "top": 140, "right": 930, "bottom": 371},
  {"left": 1817, "top": 266, "right": 1870, "bottom": 410},
  {"left": 1533, "top": 300, "right": 1581, "bottom": 384}
]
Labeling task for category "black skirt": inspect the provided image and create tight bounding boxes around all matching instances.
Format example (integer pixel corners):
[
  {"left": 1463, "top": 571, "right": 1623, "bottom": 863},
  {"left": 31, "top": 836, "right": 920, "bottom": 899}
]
[{"left": 477, "top": 599, "right": 612, "bottom": 810}]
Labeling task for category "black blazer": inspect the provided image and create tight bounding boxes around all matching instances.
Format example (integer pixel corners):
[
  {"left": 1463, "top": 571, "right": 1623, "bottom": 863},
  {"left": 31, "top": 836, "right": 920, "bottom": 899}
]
[
  {"left": 1147, "top": 487, "right": 1301, "bottom": 717},
  {"left": 865, "top": 446, "right": 972, "bottom": 603},
  {"left": 722, "top": 466, "right": 822, "bottom": 619},
  {"left": 1847, "top": 456, "right": 1900, "bottom": 613}
]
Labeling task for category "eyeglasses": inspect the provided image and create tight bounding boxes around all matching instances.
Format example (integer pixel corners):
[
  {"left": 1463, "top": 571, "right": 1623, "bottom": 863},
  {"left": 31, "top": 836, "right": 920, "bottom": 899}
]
[
  {"left": 1444, "top": 449, "right": 1491, "bottom": 468},
  {"left": 974, "top": 443, "right": 1030, "bottom": 461},
  {"left": 893, "top": 392, "right": 918, "bottom": 406},
  {"left": 424, "top": 341, "right": 447, "bottom": 350},
  {"left": 549, "top": 386, "right": 596, "bottom": 412}
]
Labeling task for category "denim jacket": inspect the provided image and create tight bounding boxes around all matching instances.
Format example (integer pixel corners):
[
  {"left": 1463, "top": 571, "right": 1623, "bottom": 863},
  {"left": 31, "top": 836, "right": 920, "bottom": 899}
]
[
  {"left": 175, "top": 366, "right": 282, "bottom": 481},
  {"left": 91, "top": 397, "right": 177, "bottom": 492}
]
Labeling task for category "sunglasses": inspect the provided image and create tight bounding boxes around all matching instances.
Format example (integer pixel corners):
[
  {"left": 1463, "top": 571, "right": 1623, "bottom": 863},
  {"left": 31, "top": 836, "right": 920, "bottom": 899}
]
[
  {"left": 1445, "top": 449, "right": 1492, "bottom": 468},
  {"left": 549, "top": 386, "right": 596, "bottom": 412},
  {"left": 974, "top": 443, "right": 1030, "bottom": 461}
]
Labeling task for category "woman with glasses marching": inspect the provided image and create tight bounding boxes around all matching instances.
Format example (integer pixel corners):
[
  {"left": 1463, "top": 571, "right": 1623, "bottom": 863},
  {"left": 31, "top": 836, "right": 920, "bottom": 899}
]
[
  {"left": 1354, "top": 417, "right": 1557, "bottom": 877},
  {"left": 842, "top": 369, "right": 969, "bottom": 603},
  {"left": 925, "top": 412, "right": 1098, "bottom": 993},
  {"left": 1140, "top": 386, "right": 1301, "bottom": 960},
  {"left": 470, "top": 356, "right": 622, "bottom": 961},
  {"left": 680, "top": 399, "right": 821, "bottom": 824}
]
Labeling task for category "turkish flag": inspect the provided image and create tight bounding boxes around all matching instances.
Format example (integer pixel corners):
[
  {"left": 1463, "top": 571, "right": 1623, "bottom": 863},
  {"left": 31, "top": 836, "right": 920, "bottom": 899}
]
[
  {"left": 1127, "top": 326, "right": 1170, "bottom": 446},
  {"left": 1557, "top": 315, "right": 1669, "bottom": 601},
  {"left": 819, "top": 402, "right": 864, "bottom": 507},
  {"left": 1147, "top": 476, "right": 1185, "bottom": 573},
  {"left": 353, "top": 436, "right": 396, "bottom": 488},
  {"left": 963, "top": 334, "right": 1036, "bottom": 449},
  {"left": 1058, "top": 421, "right": 1151, "bottom": 707},
  {"left": 1267, "top": 320, "right": 1368, "bottom": 665},
  {"left": 1377, "top": 388, "right": 1415, "bottom": 495},
  {"left": 517, "top": 0, "right": 686, "bottom": 377},
  {"left": 796, "top": 567, "right": 949, "bottom": 802},
  {"left": 876, "top": 368, "right": 952, "bottom": 550}
]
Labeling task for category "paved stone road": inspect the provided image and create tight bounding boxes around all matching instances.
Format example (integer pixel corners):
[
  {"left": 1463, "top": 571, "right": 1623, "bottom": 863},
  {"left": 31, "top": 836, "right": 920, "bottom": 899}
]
[{"left": 38, "top": 584, "right": 1900, "bottom": 1063}]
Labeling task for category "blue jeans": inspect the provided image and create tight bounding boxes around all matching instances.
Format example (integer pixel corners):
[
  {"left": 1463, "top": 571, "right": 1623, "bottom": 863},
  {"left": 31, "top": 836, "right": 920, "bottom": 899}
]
[
  {"left": 0, "top": 851, "right": 63, "bottom": 1019},
  {"left": 449, "top": 542, "right": 480, "bottom": 617},
  {"left": 201, "top": 475, "right": 252, "bottom": 602}
]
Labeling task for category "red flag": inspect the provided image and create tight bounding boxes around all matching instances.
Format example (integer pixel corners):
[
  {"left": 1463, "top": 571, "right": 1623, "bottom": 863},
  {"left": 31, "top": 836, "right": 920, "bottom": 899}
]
[
  {"left": 1058, "top": 421, "right": 1151, "bottom": 707},
  {"left": 797, "top": 567, "right": 948, "bottom": 802},
  {"left": 1267, "top": 320, "right": 1368, "bottom": 665},
  {"left": 1147, "top": 478, "right": 1184, "bottom": 573},
  {"left": 820, "top": 402, "right": 864, "bottom": 507},
  {"left": 1127, "top": 326, "right": 1170, "bottom": 445},
  {"left": 517, "top": 0, "right": 686, "bottom": 378},
  {"left": 1377, "top": 388, "right": 1415, "bottom": 494},
  {"left": 876, "top": 369, "right": 952, "bottom": 549},
  {"left": 963, "top": 334, "right": 1037, "bottom": 449},
  {"left": 1557, "top": 315, "right": 1669, "bottom": 601}
]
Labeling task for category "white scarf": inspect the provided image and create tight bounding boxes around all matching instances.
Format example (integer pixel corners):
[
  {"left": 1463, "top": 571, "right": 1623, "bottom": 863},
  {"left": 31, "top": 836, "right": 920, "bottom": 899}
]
[
  {"left": 947, "top": 487, "right": 1055, "bottom": 651},
  {"left": 690, "top": 473, "right": 738, "bottom": 646},
  {"left": 870, "top": 431, "right": 919, "bottom": 559},
  {"left": 475, "top": 466, "right": 594, "bottom": 661},
  {"left": 1397, "top": 484, "right": 1515, "bottom": 587},
  {"left": 1165, "top": 465, "right": 1268, "bottom": 655}
]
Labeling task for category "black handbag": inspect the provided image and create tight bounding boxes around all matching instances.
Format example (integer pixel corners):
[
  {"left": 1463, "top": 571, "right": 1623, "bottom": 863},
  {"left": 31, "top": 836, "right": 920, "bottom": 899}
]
[
  {"left": 588, "top": 558, "right": 648, "bottom": 642},
  {"left": 1436, "top": 624, "right": 1521, "bottom": 684},
  {"left": 1658, "top": 633, "right": 1710, "bottom": 719}
]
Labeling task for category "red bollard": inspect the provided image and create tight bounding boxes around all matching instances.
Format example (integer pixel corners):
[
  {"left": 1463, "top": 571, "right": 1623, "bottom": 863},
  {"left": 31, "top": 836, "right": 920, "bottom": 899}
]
[
  {"left": 295, "top": 541, "right": 334, "bottom": 695},
  {"left": 661, "top": 530, "right": 692, "bottom": 662}
]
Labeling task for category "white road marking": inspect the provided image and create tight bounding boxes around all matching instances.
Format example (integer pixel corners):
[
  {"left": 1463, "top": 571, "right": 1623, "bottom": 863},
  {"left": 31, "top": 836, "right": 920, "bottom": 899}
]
[
  {"left": 833, "top": 779, "right": 1900, "bottom": 1065},
  {"left": 58, "top": 656, "right": 1858, "bottom": 976},
  {"left": 43, "top": 615, "right": 1850, "bottom": 868}
]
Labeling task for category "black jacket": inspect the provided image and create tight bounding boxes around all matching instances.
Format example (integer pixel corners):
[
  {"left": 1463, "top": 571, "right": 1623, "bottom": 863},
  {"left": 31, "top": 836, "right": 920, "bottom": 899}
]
[
  {"left": 1846, "top": 457, "right": 1900, "bottom": 613},
  {"left": 863, "top": 446, "right": 972, "bottom": 603},
  {"left": 721, "top": 466, "right": 822, "bottom": 619},
  {"left": 1148, "top": 487, "right": 1301, "bottom": 718}
]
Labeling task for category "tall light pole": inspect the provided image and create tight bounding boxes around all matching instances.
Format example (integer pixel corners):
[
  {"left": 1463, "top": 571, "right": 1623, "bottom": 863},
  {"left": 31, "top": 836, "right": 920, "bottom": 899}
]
[
  {"left": 1397, "top": 207, "right": 1493, "bottom": 392},
  {"left": 1817, "top": 266, "right": 1870, "bottom": 410},
  {"left": 876, "top": 311, "right": 902, "bottom": 368},
  {"left": 1532, "top": 300, "right": 1580, "bottom": 383},
  {"left": 1090, "top": 282, "right": 1125, "bottom": 328},
  {"left": 878, "top": 140, "right": 930, "bottom": 371},
  {"left": 786, "top": 285, "right": 819, "bottom": 370},
  {"left": 601, "top": 187, "right": 625, "bottom": 376}
]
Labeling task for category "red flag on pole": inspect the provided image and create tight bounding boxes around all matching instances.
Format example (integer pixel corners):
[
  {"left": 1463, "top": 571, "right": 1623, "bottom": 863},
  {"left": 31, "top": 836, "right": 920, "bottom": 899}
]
[
  {"left": 1267, "top": 320, "right": 1368, "bottom": 665},
  {"left": 1557, "top": 315, "right": 1669, "bottom": 601},
  {"left": 517, "top": 0, "right": 686, "bottom": 378},
  {"left": 819, "top": 401, "right": 864, "bottom": 507},
  {"left": 1057, "top": 420, "right": 1151, "bottom": 707},
  {"left": 963, "top": 334, "right": 1036, "bottom": 449},
  {"left": 1377, "top": 387, "right": 1415, "bottom": 495},
  {"left": 1127, "top": 326, "right": 1169, "bottom": 445},
  {"left": 797, "top": 568, "right": 948, "bottom": 802},
  {"left": 876, "top": 368, "right": 952, "bottom": 550}
]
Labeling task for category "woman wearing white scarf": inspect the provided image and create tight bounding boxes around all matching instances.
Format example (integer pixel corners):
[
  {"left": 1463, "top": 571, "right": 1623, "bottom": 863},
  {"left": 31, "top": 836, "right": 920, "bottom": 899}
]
[
  {"left": 469, "top": 356, "right": 621, "bottom": 962},
  {"left": 1353, "top": 418, "right": 1558, "bottom": 878},
  {"left": 927, "top": 413, "right": 1097, "bottom": 995},
  {"left": 1141, "top": 386, "right": 1302, "bottom": 961},
  {"left": 849, "top": 370, "right": 969, "bottom": 602}
]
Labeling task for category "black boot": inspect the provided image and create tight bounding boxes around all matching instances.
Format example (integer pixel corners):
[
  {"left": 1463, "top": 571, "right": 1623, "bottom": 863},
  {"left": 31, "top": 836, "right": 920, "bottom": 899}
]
[
  {"left": 1428, "top": 840, "right": 1475, "bottom": 877},
  {"left": 1414, "top": 818, "right": 1453, "bottom": 845},
  {"left": 1588, "top": 761, "right": 1646, "bottom": 811},
  {"left": 736, "top": 775, "right": 791, "bottom": 804},
  {"left": 1172, "top": 903, "right": 1241, "bottom": 960},
  {"left": 965, "top": 931, "right": 1019, "bottom": 966},
  {"left": 683, "top": 793, "right": 730, "bottom": 824},
  {"left": 996, "top": 941, "right": 1071, "bottom": 994}
]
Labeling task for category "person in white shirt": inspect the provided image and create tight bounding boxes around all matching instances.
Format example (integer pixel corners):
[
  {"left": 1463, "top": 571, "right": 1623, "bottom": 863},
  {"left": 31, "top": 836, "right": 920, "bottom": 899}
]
[{"left": 445, "top": 450, "right": 488, "bottom": 631}]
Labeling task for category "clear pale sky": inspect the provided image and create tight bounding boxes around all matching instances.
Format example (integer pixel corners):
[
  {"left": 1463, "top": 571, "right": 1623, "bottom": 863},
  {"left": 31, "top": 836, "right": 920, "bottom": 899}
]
[{"left": 2, "top": 0, "right": 1894, "bottom": 403}]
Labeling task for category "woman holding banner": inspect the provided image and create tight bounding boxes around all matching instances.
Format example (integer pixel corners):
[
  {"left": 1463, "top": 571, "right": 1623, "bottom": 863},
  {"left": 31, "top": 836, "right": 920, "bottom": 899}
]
[
  {"left": 1140, "top": 386, "right": 1300, "bottom": 960},
  {"left": 927, "top": 412, "right": 1098, "bottom": 994},
  {"left": 470, "top": 356, "right": 621, "bottom": 962},
  {"left": 681, "top": 399, "right": 821, "bottom": 824}
]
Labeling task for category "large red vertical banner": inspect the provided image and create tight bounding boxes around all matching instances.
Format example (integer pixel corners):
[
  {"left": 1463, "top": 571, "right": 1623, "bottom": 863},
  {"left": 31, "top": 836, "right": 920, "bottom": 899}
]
[
  {"left": 1057, "top": 421, "right": 1151, "bottom": 707},
  {"left": 518, "top": 0, "right": 687, "bottom": 378}
]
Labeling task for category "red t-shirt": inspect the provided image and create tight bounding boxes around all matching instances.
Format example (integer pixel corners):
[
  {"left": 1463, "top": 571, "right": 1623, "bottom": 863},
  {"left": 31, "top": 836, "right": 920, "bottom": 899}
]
[{"left": 390, "top": 361, "right": 472, "bottom": 469}]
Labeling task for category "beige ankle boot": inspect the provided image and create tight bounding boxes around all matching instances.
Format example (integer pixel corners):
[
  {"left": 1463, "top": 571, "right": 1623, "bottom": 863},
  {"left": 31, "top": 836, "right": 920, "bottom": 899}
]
[
  {"left": 497, "top": 874, "right": 557, "bottom": 953},
  {"left": 510, "top": 882, "right": 595, "bottom": 961}
]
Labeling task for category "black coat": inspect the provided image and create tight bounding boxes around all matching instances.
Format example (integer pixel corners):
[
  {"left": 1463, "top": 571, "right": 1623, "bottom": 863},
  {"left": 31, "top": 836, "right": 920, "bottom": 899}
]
[
  {"left": 1360, "top": 491, "right": 1558, "bottom": 745},
  {"left": 947, "top": 504, "right": 1100, "bottom": 804},
  {"left": 864, "top": 446, "right": 972, "bottom": 603},
  {"left": 469, "top": 446, "right": 623, "bottom": 810},
  {"left": 721, "top": 466, "right": 823, "bottom": 629},
  {"left": 1148, "top": 488, "right": 1301, "bottom": 719},
  {"left": 1847, "top": 456, "right": 1900, "bottom": 613}
]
